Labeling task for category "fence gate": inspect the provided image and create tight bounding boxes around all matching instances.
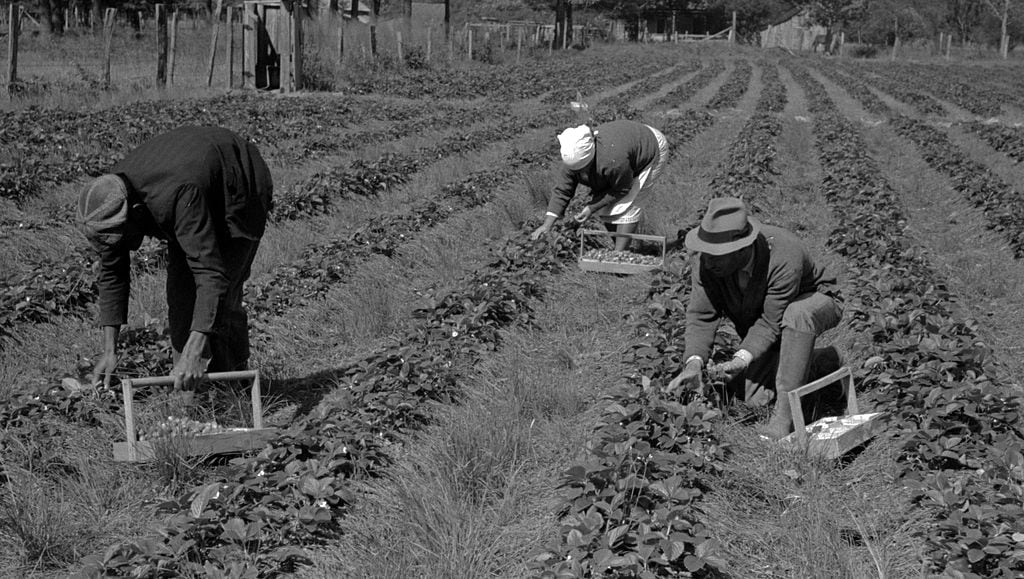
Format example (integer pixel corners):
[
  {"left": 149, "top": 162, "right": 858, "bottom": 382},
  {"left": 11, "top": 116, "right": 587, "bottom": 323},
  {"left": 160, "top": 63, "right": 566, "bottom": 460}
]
[{"left": 242, "top": 0, "right": 302, "bottom": 91}]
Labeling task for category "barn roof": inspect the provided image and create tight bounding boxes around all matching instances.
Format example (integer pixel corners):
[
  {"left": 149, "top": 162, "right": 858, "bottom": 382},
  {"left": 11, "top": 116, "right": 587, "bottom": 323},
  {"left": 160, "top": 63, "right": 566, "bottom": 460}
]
[{"left": 766, "top": 6, "right": 804, "bottom": 27}]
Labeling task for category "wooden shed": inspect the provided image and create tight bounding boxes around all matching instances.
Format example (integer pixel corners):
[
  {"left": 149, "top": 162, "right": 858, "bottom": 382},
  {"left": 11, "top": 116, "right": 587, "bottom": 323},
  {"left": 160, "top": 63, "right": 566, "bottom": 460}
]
[
  {"left": 759, "top": 7, "right": 826, "bottom": 51},
  {"left": 242, "top": 0, "right": 303, "bottom": 92}
]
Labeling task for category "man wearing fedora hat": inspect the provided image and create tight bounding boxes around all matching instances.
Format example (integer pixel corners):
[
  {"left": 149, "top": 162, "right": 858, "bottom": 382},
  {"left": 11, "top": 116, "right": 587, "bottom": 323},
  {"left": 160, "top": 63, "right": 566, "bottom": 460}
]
[
  {"left": 76, "top": 126, "right": 273, "bottom": 391},
  {"left": 530, "top": 119, "right": 669, "bottom": 251},
  {"left": 668, "top": 197, "right": 843, "bottom": 439}
]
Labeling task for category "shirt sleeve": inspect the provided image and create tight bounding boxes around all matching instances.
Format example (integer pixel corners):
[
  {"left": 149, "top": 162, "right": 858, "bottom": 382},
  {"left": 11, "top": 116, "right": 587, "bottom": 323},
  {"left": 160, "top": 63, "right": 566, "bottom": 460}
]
[
  {"left": 738, "top": 263, "right": 800, "bottom": 359},
  {"left": 682, "top": 265, "right": 720, "bottom": 362},
  {"left": 545, "top": 165, "right": 578, "bottom": 218},
  {"left": 172, "top": 184, "right": 230, "bottom": 334},
  {"left": 96, "top": 245, "right": 131, "bottom": 327}
]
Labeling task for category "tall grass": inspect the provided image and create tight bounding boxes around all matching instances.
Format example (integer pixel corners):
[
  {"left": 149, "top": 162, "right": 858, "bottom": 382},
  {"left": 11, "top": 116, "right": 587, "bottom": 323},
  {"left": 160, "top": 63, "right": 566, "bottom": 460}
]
[{"left": 701, "top": 430, "right": 927, "bottom": 578}]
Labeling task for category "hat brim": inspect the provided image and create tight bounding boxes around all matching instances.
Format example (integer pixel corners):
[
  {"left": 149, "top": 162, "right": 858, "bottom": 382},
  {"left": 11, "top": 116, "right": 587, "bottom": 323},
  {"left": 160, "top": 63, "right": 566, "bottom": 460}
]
[{"left": 685, "top": 217, "right": 761, "bottom": 255}]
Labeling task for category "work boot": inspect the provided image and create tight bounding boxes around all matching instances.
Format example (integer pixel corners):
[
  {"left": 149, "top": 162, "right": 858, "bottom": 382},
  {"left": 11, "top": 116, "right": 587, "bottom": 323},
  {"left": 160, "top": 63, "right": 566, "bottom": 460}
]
[{"left": 762, "top": 328, "right": 817, "bottom": 440}]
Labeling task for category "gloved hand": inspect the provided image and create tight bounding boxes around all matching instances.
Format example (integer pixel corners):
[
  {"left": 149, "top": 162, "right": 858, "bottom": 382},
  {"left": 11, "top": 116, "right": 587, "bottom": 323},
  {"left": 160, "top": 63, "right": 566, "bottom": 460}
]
[
  {"left": 708, "top": 356, "right": 749, "bottom": 383},
  {"left": 667, "top": 358, "right": 704, "bottom": 393}
]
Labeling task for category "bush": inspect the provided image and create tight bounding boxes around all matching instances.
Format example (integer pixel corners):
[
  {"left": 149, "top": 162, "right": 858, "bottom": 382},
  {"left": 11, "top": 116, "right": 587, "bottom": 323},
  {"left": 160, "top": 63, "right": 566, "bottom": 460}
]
[{"left": 848, "top": 44, "right": 880, "bottom": 59}]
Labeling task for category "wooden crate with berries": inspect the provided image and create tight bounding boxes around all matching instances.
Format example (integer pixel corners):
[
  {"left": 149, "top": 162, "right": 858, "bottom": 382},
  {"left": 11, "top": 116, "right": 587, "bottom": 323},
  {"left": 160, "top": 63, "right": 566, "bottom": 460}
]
[
  {"left": 112, "top": 370, "right": 277, "bottom": 462},
  {"left": 577, "top": 229, "right": 666, "bottom": 274}
]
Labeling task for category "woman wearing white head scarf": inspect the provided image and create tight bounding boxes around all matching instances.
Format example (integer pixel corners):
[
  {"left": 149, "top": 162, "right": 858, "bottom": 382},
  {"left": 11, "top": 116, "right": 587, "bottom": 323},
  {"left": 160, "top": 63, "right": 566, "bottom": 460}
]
[{"left": 530, "top": 119, "right": 669, "bottom": 251}]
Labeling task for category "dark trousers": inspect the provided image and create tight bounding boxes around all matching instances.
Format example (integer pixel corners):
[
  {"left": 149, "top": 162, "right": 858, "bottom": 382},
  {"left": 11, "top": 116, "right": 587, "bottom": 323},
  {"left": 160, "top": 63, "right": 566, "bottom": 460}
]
[{"left": 166, "top": 237, "right": 259, "bottom": 373}]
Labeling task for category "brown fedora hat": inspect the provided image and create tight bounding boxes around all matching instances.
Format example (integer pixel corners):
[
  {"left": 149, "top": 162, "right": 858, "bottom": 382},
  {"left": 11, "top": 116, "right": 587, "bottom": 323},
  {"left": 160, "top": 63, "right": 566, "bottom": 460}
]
[{"left": 685, "top": 197, "right": 760, "bottom": 255}]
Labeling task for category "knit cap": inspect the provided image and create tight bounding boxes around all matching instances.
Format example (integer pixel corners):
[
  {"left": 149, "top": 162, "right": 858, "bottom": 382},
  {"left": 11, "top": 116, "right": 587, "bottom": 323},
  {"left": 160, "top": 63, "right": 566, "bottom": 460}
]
[
  {"left": 557, "top": 125, "right": 595, "bottom": 170},
  {"left": 77, "top": 174, "right": 128, "bottom": 248}
]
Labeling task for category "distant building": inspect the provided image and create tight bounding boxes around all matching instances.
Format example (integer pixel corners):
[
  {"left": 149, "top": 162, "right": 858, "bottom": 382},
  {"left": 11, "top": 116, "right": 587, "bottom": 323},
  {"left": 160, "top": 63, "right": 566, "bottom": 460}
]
[{"left": 760, "top": 7, "right": 827, "bottom": 51}]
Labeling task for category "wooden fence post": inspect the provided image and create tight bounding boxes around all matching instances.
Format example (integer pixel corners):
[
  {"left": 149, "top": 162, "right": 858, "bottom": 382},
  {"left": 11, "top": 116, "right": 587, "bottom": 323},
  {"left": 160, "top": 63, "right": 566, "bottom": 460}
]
[
  {"left": 6, "top": 3, "right": 19, "bottom": 96},
  {"left": 169, "top": 10, "right": 178, "bottom": 85},
  {"left": 289, "top": 4, "right": 302, "bottom": 91},
  {"left": 243, "top": 6, "right": 256, "bottom": 89},
  {"left": 206, "top": 0, "right": 223, "bottom": 87},
  {"left": 946, "top": 33, "right": 952, "bottom": 60},
  {"left": 467, "top": 25, "right": 472, "bottom": 60},
  {"left": 156, "top": 4, "right": 167, "bottom": 87},
  {"left": 226, "top": 5, "right": 234, "bottom": 88},
  {"left": 516, "top": 26, "right": 522, "bottom": 62},
  {"left": 103, "top": 7, "right": 115, "bottom": 87},
  {"left": 426, "top": 26, "right": 431, "bottom": 62},
  {"left": 396, "top": 30, "right": 403, "bottom": 62}
]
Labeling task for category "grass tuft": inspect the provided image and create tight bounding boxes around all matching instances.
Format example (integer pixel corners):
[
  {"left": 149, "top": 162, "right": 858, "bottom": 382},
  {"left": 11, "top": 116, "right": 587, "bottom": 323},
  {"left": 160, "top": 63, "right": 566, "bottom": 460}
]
[{"left": 701, "top": 429, "right": 927, "bottom": 578}]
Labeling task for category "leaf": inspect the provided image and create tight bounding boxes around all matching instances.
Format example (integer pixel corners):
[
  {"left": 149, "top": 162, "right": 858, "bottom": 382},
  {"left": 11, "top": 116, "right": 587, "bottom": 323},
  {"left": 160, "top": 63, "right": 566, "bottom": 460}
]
[
  {"left": 683, "top": 555, "right": 705, "bottom": 572},
  {"left": 190, "top": 483, "right": 221, "bottom": 518},
  {"left": 966, "top": 548, "right": 985, "bottom": 563}
]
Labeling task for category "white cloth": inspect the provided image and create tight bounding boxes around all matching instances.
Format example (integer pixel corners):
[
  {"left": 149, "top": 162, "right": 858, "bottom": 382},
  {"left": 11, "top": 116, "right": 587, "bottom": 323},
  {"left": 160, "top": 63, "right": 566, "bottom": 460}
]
[
  {"left": 558, "top": 125, "right": 595, "bottom": 170},
  {"left": 598, "top": 125, "right": 669, "bottom": 225}
]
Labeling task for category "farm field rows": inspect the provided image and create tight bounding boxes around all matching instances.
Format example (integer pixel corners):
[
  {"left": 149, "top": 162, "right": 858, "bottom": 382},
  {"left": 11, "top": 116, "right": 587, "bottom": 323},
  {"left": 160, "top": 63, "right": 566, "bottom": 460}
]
[{"left": 0, "top": 44, "right": 1023, "bottom": 578}]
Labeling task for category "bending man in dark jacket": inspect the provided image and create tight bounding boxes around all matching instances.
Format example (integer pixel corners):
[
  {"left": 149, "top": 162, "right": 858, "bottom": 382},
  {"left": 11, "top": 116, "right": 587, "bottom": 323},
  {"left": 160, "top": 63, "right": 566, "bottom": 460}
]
[
  {"left": 667, "top": 198, "right": 843, "bottom": 439},
  {"left": 77, "top": 126, "right": 273, "bottom": 390}
]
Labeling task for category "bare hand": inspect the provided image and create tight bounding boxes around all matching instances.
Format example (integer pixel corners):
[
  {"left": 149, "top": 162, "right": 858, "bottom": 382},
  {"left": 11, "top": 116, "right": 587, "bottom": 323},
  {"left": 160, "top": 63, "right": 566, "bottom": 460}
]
[
  {"left": 530, "top": 223, "right": 551, "bottom": 240},
  {"left": 172, "top": 332, "right": 211, "bottom": 390},
  {"left": 573, "top": 206, "right": 593, "bottom": 223},
  {"left": 667, "top": 358, "right": 703, "bottom": 393},
  {"left": 90, "top": 352, "right": 118, "bottom": 388}
]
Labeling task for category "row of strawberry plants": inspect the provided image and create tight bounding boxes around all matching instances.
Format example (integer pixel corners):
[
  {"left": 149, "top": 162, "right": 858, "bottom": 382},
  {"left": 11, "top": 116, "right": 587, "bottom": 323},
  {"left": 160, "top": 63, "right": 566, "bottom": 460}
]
[
  {"left": 706, "top": 62, "right": 785, "bottom": 203},
  {"left": 651, "top": 60, "right": 727, "bottom": 110},
  {"left": 789, "top": 62, "right": 1024, "bottom": 577},
  {"left": 0, "top": 96, "right": 484, "bottom": 206},
  {"left": 270, "top": 104, "right": 562, "bottom": 222},
  {"left": 530, "top": 68, "right": 790, "bottom": 576},
  {"left": 964, "top": 121, "right": 1024, "bottom": 164},
  {"left": 821, "top": 64, "right": 1024, "bottom": 259},
  {"left": 891, "top": 116, "right": 1024, "bottom": 258},
  {"left": 867, "top": 63, "right": 1003, "bottom": 118},
  {"left": 704, "top": 60, "right": 752, "bottom": 111},
  {"left": 839, "top": 63, "right": 946, "bottom": 116}
]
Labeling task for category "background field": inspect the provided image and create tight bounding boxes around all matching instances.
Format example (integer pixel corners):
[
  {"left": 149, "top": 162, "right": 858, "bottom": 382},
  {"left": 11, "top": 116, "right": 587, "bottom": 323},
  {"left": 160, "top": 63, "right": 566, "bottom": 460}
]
[{"left": 1, "top": 38, "right": 1024, "bottom": 579}]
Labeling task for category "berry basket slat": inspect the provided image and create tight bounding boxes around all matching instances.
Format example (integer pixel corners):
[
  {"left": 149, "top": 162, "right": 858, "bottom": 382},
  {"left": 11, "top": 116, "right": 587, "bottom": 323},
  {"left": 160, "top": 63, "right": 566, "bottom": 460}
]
[
  {"left": 779, "top": 366, "right": 886, "bottom": 459},
  {"left": 112, "top": 370, "right": 277, "bottom": 462},
  {"left": 578, "top": 229, "right": 666, "bottom": 274}
]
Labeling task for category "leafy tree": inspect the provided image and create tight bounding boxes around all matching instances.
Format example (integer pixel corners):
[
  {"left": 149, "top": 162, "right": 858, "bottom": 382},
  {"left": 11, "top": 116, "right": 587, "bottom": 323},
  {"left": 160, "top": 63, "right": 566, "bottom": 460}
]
[{"left": 704, "top": 0, "right": 797, "bottom": 39}]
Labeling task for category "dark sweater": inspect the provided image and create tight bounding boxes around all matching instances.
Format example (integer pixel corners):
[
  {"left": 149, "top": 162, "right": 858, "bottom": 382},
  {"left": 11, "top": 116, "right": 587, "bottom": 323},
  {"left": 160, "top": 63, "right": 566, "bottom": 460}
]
[
  {"left": 96, "top": 126, "right": 273, "bottom": 332},
  {"left": 546, "top": 120, "right": 659, "bottom": 217},
  {"left": 682, "top": 225, "right": 837, "bottom": 362}
]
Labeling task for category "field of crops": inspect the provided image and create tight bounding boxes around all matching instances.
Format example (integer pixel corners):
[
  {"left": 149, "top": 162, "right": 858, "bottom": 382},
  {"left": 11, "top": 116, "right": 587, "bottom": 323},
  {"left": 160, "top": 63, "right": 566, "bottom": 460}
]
[{"left": 2, "top": 42, "right": 1024, "bottom": 578}]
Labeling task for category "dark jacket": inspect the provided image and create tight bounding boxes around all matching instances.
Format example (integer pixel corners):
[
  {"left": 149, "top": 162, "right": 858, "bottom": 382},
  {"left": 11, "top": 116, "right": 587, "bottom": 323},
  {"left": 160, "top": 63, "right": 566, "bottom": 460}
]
[
  {"left": 546, "top": 120, "right": 659, "bottom": 217},
  {"left": 96, "top": 126, "right": 273, "bottom": 333},
  {"left": 682, "top": 225, "right": 838, "bottom": 362}
]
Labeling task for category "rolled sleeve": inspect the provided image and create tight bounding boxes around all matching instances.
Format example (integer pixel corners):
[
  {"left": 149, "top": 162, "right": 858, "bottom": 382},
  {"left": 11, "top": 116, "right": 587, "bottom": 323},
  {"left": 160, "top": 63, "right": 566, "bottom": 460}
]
[
  {"left": 173, "top": 185, "right": 229, "bottom": 334},
  {"left": 739, "top": 266, "right": 800, "bottom": 359},
  {"left": 96, "top": 246, "right": 131, "bottom": 327}
]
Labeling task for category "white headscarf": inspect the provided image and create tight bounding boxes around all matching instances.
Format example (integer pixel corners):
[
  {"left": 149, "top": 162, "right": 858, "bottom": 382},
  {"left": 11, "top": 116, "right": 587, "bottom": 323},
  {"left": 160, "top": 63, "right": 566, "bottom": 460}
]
[{"left": 557, "top": 125, "right": 595, "bottom": 170}]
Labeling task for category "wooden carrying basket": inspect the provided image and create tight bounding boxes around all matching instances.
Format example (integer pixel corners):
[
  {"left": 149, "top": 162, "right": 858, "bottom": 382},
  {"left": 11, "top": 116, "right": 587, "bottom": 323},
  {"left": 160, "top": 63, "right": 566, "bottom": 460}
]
[
  {"left": 113, "top": 370, "right": 277, "bottom": 462},
  {"left": 577, "top": 229, "right": 666, "bottom": 274},
  {"left": 779, "top": 366, "right": 885, "bottom": 459}
]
